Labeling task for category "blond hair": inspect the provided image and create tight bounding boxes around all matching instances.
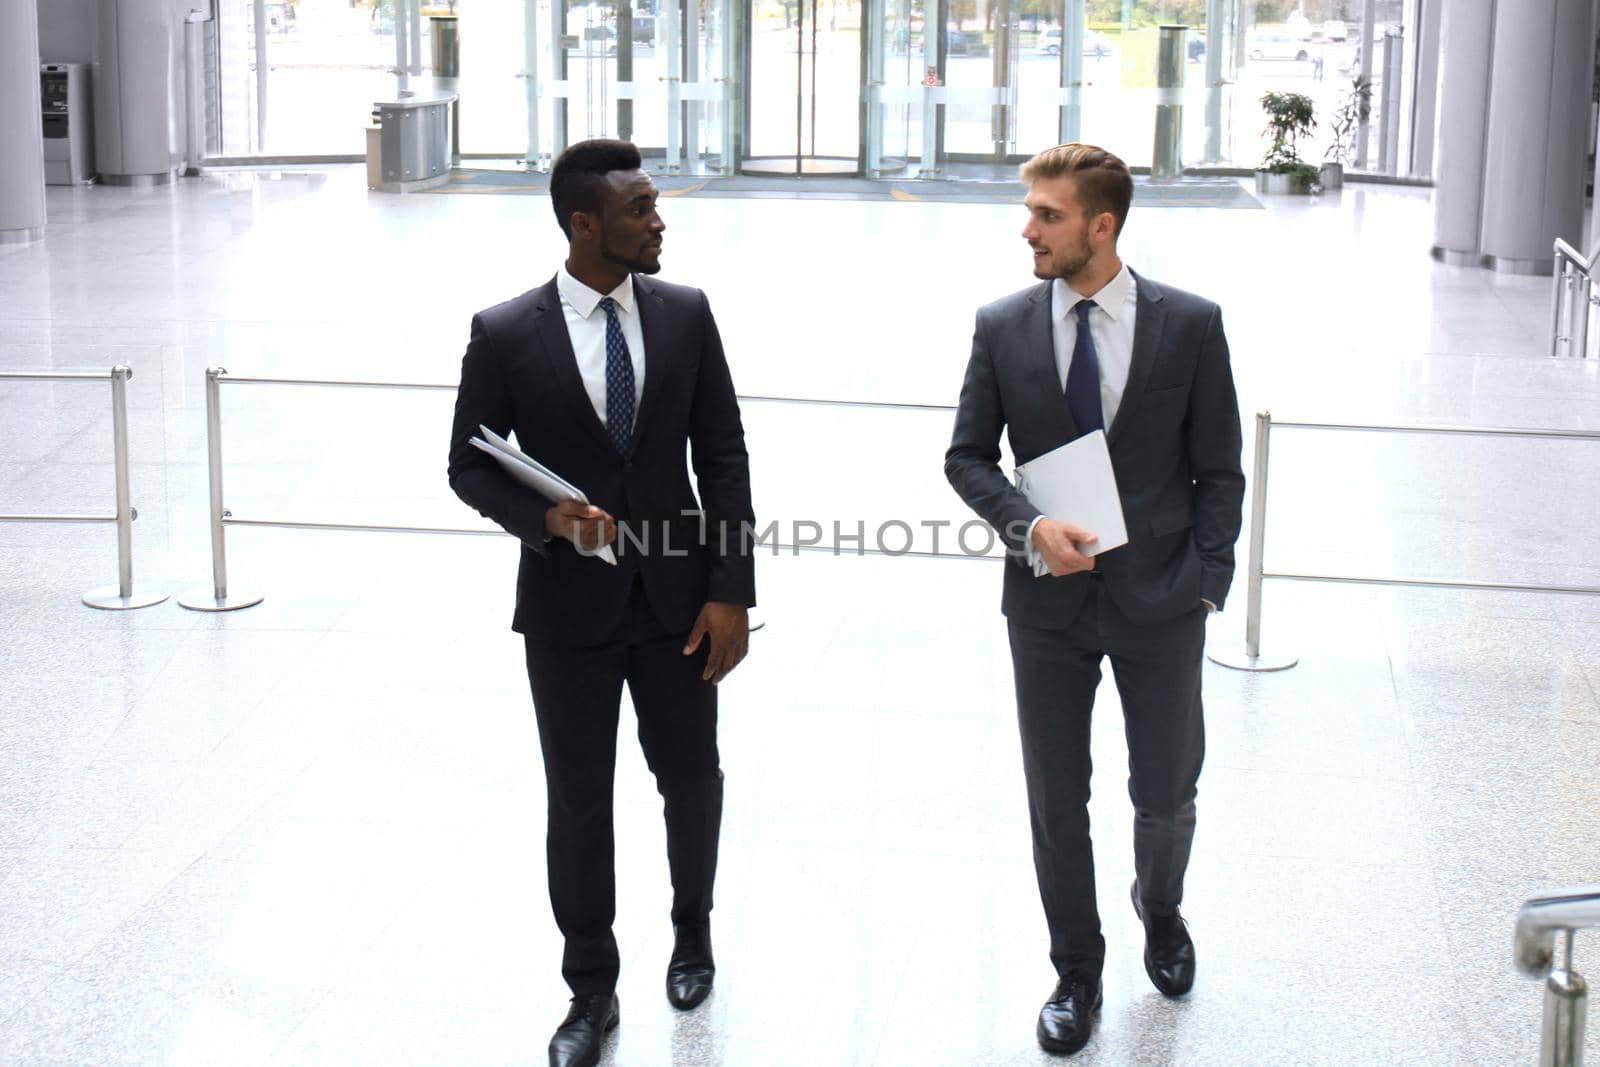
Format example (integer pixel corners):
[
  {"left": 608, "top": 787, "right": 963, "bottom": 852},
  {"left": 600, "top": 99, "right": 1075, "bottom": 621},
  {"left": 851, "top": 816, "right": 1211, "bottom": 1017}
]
[{"left": 1019, "top": 143, "right": 1133, "bottom": 237}]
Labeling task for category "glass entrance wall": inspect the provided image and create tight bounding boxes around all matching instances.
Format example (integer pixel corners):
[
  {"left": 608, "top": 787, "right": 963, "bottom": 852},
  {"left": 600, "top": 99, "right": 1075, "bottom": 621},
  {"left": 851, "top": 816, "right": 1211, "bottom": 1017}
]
[
  {"left": 211, "top": 0, "right": 1424, "bottom": 178},
  {"left": 745, "top": 0, "right": 862, "bottom": 172}
]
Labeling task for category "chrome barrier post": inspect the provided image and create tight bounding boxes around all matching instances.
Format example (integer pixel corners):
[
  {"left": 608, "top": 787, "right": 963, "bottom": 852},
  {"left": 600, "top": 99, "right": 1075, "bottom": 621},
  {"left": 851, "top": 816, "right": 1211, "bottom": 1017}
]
[
  {"left": 83, "top": 366, "right": 169, "bottom": 610},
  {"left": 1574, "top": 273, "right": 1592, "bottom": 362},
  {"left": 1552, "top": 256, "right": 1571, "bottom": 357},
  {"left": 178, "top": 368, "right": 263, "bottom": 611},
  {"left": 1209, "top": 412, "right": 1298, "bottom": 671},
  {"left": 1517, "top": 886, "right": 1600, "bottom": 1067},
  {"left": 1541, "top": 939, "right": 1587, "bottom": 1067}
]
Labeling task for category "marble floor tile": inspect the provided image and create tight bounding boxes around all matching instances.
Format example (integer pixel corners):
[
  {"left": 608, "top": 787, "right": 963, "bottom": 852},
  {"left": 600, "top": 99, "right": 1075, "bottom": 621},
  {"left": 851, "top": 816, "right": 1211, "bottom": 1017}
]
[{"left": 1, "top": 170, "right": 1597, "bottom": 1065}]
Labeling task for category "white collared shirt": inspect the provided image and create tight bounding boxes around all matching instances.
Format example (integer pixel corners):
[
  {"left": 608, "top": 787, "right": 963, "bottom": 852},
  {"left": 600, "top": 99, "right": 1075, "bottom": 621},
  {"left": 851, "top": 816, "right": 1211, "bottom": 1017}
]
[
  {"left": 1051, "top": 262, "right": 1137, "bottom": 430},
  {"left": 556, "top": 267, "right": 647, "bottom": 426}
]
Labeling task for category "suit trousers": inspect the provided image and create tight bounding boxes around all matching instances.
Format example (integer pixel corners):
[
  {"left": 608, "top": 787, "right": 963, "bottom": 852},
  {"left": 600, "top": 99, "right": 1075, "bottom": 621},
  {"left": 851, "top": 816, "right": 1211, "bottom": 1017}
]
[
  {"left": 523, "top": 578, "right": 723, "bottom": 997},
  {"left": 1007, "top": 579, "right": 1206, "bottom": 982}
]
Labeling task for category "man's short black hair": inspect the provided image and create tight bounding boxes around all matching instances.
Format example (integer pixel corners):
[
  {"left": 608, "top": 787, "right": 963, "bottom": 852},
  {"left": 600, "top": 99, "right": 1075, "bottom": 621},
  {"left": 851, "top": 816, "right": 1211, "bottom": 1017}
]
[{"left": 550, "top": 139, "right": 644, "bottom": 239}]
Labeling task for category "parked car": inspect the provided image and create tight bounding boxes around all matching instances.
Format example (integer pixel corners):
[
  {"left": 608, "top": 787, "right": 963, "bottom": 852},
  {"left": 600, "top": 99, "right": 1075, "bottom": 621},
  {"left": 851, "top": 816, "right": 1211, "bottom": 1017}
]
[
  {"left": 1248, "top": 30, "right": 1309, "bottom": 61},
  {"left": 1320, "top": 19, "right": 1348, "bottom": 41},
  {"left": 1035, "top": 26, "right": 1112, "bottom": 58},
  {"left": 947, "top": 28, "right": 990, "bottom": 57}
]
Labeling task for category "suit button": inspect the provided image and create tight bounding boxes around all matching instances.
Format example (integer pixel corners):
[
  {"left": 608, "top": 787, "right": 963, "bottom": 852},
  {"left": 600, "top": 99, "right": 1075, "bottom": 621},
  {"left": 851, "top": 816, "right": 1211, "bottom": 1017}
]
[{"left": 624, "top": 461, "right": 634, "bottom": 472}]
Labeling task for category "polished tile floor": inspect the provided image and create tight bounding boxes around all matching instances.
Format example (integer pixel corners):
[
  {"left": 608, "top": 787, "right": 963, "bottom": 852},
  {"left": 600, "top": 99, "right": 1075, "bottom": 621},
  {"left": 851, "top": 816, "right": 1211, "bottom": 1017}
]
[{"left": 2, "top": 169, "right": 1598, "bottom": 1065}]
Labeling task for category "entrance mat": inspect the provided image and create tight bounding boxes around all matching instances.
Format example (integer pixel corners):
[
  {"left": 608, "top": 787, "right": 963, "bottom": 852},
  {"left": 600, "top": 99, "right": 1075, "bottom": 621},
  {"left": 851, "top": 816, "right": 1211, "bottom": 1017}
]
[{"left": 429, "top": 168, "right": 1262, "bottom": 209}]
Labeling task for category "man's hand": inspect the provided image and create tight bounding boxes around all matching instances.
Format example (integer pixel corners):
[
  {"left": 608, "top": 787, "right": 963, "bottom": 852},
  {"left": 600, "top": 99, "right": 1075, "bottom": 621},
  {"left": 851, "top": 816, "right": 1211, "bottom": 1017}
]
[
  {"left": 545, "top": 499, "right": 617, "bottom": 554},
  {"left": 1032, "top": 518, "right": 1098, "bottom": 577},
  {"left": 683, "top": 601, "right": 749, "bottom": 685}
]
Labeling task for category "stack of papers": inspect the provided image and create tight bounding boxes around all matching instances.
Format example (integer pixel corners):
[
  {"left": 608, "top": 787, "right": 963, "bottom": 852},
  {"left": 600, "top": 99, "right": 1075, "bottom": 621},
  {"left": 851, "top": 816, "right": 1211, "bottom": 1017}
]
[
  {"left": 1014, "top": 429, "right": 1128, "bottom": 577},
  {"left": 470, "top": 425, "right": 617, "bottom": 565}
]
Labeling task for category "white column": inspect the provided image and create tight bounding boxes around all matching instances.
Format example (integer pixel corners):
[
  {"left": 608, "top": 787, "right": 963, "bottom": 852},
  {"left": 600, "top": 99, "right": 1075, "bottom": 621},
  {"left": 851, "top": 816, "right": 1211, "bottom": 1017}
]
[
  {"left": 1478, "top": 0, "right": 1595, "bottom": 274},
  {"left": 96, "top": 0, "right": 178, "bottom": 184},
  {"left": 1428, "top": 0, "right": 1492, "bottom": 264},
  {"left": 1403, "top": 0, "right": 1441, "bottom": 178},
  {"left": 0, "top": 0, "right": 47, "bottom": 243}
]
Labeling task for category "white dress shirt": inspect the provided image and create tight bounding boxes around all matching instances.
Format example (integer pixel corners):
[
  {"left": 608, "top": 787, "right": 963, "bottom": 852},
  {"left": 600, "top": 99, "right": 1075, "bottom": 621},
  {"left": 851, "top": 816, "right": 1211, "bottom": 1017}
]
[
  {"left": 557, "top": 267, "right": 647, "bottom": 426},
  {"left": 1052, "top": 262, "right": 1137, "bottom": 427}
]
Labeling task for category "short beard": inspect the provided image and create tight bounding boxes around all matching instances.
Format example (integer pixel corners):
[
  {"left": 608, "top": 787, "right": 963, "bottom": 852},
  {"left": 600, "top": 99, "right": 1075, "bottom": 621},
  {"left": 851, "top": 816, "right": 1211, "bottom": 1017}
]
[
  {"left": 1033, "top": 247, "right": 1092, "bottom": 282},
  {"left": 601, "top": 236, "right": 660, "bottom": 275}
]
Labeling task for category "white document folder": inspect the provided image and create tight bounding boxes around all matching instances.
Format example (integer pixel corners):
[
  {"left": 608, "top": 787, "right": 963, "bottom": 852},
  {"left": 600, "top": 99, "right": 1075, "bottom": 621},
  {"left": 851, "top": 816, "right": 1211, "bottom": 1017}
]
[
  {"left": 1014, "top": 429, "right": 1128, "bottom": 576},
  {"left": 469, "top": 425, "right": 618, "bottom": 565}
]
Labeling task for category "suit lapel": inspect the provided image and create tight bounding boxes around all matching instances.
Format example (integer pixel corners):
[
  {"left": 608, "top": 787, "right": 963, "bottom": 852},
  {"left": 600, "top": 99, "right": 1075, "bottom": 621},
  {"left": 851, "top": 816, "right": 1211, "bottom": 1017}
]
[
  {"left": 1021, "top": 281, "right": 1080, "bottom": 444},
  {"left": 630, "top": 275, "right": 669, "bottom": 456},
  {"left": 1106, "top": 268, "right": 1167, "bottom": 447},
  {"left": 531, "top": 276, "right": 614, "bottom": 454}
]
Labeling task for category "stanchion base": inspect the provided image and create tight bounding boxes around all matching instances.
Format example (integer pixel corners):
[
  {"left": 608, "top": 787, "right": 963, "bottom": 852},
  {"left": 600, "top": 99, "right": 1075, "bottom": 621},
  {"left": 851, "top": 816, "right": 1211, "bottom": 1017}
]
[
  {"left": 177, "top": 588, "right": 265, "bottom": 612},
  {"left": 82, "top": 587, "right": 171, "bottom": 611},
  {"left": 1208, "top": 648, "right": 1299, "bottom": 672}
]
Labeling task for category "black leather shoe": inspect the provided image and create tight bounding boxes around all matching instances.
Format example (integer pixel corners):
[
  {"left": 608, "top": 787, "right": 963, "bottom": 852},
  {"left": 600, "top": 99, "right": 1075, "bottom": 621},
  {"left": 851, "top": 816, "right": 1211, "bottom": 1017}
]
[
  {"left": 666, "top": 922, "right": 715, "bottom": 1010},
  {"left": 1131, "top": 880, "right": 1196, "bottom": 997},
  {"left": 1036, "top": 973, "right": 1102, "bottom": 1055},
  {"left": 548, "top": 993, "right": 619, "bottom": 1067}
]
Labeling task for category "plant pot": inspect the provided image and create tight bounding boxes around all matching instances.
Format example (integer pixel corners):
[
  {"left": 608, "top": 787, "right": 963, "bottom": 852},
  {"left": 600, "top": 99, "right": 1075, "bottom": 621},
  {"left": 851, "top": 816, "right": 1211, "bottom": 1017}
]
[
  {"left": 1320, "top": 162, "right": 1343, "bottom": 190},
  {"left": 1256, "top": 170, "right": 1292, "bottom": 195},
  {"left": 1255, "top": 169, "right": 1317, "bottom": 195}
]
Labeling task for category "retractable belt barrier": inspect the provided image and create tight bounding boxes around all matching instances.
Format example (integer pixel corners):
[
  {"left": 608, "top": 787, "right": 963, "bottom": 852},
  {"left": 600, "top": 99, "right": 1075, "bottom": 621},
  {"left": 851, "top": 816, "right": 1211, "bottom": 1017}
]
[
  {"left": 178, "top": 373, "right": 1600, "bottom": 638},
  {"left": 0, "top": 368, "right": 167, "bottom": 610},
  {"left": 176, "top": 368, "right": 983, "bottom": 613},
  {"left": 1208, "top": 412, "right": 1600, "bottom": 672}
]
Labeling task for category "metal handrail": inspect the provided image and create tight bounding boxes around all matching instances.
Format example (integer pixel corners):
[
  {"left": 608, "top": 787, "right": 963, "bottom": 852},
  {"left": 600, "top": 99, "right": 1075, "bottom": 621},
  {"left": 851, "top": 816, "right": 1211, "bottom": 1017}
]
[
  {"left": 177, "top": 368, "right": 984, "bottom": 612},
  {"left": 0, "top": 367, "right": 168, "bottom": 610},
  {"left": 1552, "top": 238, "right": 1598, "bottom": 358},
  {"left": 1208, "top": 412, "right": 1600, "bottom": 672},
  {"left": 1517, "top": 886, "right": 1599, "bottom": 1067}
]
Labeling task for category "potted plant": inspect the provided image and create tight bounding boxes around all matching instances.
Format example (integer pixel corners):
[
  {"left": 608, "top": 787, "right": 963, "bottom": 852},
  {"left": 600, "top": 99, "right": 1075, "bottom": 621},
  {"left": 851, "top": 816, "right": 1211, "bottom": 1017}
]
[
  {"left": 1320, "top": 75, "right": 1371, "bottom": 190},
  {"left": 1256, "top": 90, "right": 1319, "bottom": 195}
]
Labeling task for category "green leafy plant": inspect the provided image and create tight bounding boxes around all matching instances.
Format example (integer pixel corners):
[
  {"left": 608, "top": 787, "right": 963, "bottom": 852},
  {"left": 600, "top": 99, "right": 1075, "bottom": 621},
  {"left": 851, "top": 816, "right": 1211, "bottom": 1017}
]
[
  {"left": 1324, "top": 75, "right": 1372, "bottom": 166},
  {"left": 1258, "top": 90, "right": 1319, "bottom": 192}
]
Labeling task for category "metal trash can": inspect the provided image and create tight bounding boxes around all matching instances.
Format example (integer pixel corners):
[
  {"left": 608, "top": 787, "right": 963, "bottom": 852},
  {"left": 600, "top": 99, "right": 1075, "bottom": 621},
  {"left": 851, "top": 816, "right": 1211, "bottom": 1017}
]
[{"left": 429, "top": 16, "right": 461, "bottom": 165}]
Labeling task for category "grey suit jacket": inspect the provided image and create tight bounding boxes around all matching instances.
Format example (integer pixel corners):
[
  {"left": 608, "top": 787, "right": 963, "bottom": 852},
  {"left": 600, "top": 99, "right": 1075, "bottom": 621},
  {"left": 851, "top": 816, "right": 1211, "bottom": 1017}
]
[{"left": 944, "top": 270, "right": 1245, "bottom": 627}]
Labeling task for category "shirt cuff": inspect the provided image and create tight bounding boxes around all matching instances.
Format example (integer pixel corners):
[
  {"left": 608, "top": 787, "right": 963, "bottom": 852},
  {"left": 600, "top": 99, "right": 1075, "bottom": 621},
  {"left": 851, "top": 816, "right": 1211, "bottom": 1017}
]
[
  {"left": 1202, "top": 598, "right": 1218, "bottom": 613},
  {"left": 1024, "top": 515, "right": 1045, "bottom": 570}
]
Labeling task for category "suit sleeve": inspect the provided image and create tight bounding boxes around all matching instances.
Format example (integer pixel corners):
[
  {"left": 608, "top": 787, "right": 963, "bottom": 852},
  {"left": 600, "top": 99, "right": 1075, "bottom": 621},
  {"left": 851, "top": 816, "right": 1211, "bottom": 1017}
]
[
  {"left": 688, "top": 292, "right": 757, "bottom": 607},
  {"left": 944, "top": 308, "right": 1044, "bottom": 557},
  {"left": 446, "top": 312, "right": 553, "bottom": 554},
  {"left": 1185, "top": 305, "right": 1246, "bottom": 610}
]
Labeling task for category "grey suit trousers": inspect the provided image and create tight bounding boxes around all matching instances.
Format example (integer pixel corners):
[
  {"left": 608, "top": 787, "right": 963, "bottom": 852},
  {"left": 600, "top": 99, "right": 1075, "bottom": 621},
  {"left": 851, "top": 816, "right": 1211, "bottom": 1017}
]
[{"left": 1007, "top": 578, "right": 1205, "bottom": 981}]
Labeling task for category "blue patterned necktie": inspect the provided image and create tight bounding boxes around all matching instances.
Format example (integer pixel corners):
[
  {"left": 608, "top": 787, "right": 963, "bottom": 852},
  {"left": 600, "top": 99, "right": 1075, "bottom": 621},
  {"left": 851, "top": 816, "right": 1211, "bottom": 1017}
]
[
  {"left": 1064, "top": 299, "right": 1103, "bottom": 435},
  {"left": 598, "top": 296, "right": 635, "bottom": 452}
]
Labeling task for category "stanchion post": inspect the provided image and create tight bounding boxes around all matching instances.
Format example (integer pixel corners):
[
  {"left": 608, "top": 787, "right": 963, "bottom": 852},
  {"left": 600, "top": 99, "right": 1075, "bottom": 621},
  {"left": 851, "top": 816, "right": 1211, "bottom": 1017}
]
[
  {"left": 1551, "top": 257, "right": 1571, "bottom": 357},
  {"left": 1208, "top": 411, "right": 1297, "bottom": 671},
  {"left": 1539, "top": 931, "right": 1587, "bottom": 1067},
  {"left": 178, "top": 368, "right": 263, "bottom": 611},
  {"left": 82, "top": 366, "right": 169, "bottom": 610}
]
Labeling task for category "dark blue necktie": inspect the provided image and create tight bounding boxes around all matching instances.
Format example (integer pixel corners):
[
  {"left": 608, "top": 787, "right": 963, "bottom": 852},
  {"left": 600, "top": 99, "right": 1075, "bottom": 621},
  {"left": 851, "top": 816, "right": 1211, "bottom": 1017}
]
[
  {"left": 1064, "top": 299, "right": 1103, "bottom": 435},
  {"left": 599, "top": 296, "right": 635, "bottom": 452}
]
